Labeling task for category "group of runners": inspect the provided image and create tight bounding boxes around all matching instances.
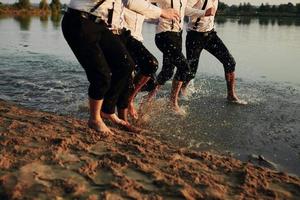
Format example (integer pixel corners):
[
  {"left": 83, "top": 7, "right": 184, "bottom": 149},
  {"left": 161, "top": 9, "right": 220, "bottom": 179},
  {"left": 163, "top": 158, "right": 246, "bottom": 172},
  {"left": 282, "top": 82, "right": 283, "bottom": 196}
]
[{"left": 61, "top": 0, "right": 246, "bottom": 134}]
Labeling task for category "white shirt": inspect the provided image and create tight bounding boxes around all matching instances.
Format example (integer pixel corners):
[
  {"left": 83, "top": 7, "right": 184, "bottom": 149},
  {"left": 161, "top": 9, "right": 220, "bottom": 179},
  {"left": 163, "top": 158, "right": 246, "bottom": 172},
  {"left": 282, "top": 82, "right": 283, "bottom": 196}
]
[
  {"left": 154, "top": 0, "right": 206, "bottom": 33},
  {"left": 187, "top": 0, "right": 218, "bottom": 32},
  {"left": 69, "top": 0, "right": 161, "bottom": 30},
  {"left": 124, "top": 8, "right": 145, "bottom": 41}
]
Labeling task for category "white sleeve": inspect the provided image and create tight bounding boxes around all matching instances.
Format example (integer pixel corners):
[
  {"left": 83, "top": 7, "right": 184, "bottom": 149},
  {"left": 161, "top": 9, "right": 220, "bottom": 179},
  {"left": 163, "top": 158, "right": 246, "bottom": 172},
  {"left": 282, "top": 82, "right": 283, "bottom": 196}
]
[
  {"left": 185, "top": 6, "right": 205, "bottom": 17},
  {"left": 187, "top": 0, "right": 203, "bottom": 7},
  {"left": 124, "top": 0, "right": 162, "bottom": 19},
  {"left": 185, "top": 0, "right": 206, "bottom": 17}
]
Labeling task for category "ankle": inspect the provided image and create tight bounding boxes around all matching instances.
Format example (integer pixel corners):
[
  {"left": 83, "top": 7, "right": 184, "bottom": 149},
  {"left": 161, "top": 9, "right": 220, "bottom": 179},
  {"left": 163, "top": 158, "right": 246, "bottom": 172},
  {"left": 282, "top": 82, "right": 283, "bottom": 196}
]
[{"left": 227, "top": 94, "right": 238, "bottom": 100}]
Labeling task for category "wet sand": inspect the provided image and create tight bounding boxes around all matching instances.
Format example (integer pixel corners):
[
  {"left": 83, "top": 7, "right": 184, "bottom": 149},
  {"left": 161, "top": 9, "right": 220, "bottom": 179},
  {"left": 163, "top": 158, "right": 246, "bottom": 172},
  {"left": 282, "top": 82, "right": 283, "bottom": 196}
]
[{"left": 1, "top": 99, "right": 300, "bottom": 200}]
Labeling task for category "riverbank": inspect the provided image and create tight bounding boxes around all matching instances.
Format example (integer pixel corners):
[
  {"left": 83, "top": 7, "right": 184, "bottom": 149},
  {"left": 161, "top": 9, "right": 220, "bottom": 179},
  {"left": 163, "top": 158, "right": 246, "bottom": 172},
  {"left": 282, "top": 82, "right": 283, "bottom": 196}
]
[
  {"left": 0, "top": 7, "right": 50, "bottom": 16},
  {"left": 0, "top": 99, "right": 300, "bottom": 199},
  {"left": 217, "top": 12, "right": 300, "bottom": 18}
]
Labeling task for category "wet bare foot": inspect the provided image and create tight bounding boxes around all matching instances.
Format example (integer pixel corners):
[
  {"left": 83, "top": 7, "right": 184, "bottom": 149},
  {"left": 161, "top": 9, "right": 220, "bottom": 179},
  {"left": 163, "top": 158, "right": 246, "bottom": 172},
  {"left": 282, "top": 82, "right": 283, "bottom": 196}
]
[
  {"left": 101, "top": 112, "right": 142, "bottom": 133},
  {"left": 227, "top": 96, "right": 248, "bottom": 105},
  {"left": 119, "top": 123, "right": 144, "bottom": 133},
  {"left": 171, "top": 104, "right": 187, "bottom": 116},
  {"left": 181, "top": 88, "right": 187, "bottom": 97},
  {"left": 101, "top": 112, "right": 127, "bottom": 126},
  {"left": 144, "top": 85, "right": 160, "bottom": 103},
  {"left": 128, "top": 102, "right": 138, "bottom": 120},
  {"left": 88, "top": 119, "right": 113, "bottom": 135}
]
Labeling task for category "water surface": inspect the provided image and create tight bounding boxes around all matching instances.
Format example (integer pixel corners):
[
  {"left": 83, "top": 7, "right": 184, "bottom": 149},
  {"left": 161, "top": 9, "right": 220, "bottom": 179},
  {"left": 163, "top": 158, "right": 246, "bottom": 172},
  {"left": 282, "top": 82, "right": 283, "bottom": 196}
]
[{"left": 0, "top": 15, "right": 299, "bottom": 175}]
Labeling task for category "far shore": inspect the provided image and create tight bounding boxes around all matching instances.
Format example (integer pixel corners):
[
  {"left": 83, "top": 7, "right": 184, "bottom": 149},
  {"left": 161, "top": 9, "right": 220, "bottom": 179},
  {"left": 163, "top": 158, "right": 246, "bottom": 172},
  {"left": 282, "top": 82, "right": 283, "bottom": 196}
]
[
  {"left": 218, "top": 12, "right": 300, "bottom": 18},
  {"left": 1, "top": 7, "right": 300, "bottom": 18},
  {"left": 0, "top": 8, "right": 52, "bottom": 16}
]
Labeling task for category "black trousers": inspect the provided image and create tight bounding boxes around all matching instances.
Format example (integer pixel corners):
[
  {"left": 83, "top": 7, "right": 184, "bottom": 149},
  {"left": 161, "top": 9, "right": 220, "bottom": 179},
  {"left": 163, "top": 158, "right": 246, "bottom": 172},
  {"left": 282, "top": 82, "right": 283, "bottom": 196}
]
[
  {"left": 155, "top": 31, "right": 192, "bottom": 85},
  {"left": 185, "top": 30, "right": 236, "bottom": 81},
  {"left": 116, "top": 33, "right": 159, "bottom": 110},
  {"left": 124, "top": 35, "right": 158, "bottom": 77},
  {"left": 61, "top": 10, "right": 134, "bottom": 114}
]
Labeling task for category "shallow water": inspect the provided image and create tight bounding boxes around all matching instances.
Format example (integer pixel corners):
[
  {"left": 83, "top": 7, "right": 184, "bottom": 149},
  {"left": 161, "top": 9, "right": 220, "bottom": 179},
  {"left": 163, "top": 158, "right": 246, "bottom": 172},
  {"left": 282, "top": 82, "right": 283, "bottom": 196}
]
[{"left": 0, "top": 15, "right": 299, "bottom": 175}]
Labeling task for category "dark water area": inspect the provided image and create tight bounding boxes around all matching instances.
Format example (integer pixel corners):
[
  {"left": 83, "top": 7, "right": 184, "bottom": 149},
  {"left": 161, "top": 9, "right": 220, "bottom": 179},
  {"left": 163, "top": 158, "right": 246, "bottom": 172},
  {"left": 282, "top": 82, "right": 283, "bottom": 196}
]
[{"left": 0, "top": 16, "right": 299, "bottom": 176}]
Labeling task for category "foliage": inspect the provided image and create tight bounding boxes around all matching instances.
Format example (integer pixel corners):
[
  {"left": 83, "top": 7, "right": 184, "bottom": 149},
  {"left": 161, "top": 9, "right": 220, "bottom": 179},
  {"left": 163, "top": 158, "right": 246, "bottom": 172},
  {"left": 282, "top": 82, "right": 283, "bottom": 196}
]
[
  {"left": 39, "top": 0, "right": 49, "bottom": 10},
  {"left": 50, "top": 0, "right": 61, "bottom": 13},
  {"left": 14, "top": 0, "right": 31, "bottom": 9},
  {"left": 218, "top": 1, "right": 300, "bottom": 16}
]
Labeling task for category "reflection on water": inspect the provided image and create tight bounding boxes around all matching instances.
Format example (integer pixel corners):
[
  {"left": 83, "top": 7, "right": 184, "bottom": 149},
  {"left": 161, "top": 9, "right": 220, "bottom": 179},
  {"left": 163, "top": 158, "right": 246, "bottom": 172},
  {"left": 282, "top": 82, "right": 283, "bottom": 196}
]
[
  {"left": 14, "top": 15, "right": 32, "bottom": 30},
  {"left": 40, "top": 15, "right": 48, "bottom": 22},
  {"left": 8, "top": 14, "right": 62, "bottom": 31},
  {"left": 0, "top": 16, "right": 300, "bottom": 176},
  {"left": 50, "top": 13, "right": 62, "bottom": 28},
  {"left": 216, "top": 16, "right": 300, "bottom": 26}
]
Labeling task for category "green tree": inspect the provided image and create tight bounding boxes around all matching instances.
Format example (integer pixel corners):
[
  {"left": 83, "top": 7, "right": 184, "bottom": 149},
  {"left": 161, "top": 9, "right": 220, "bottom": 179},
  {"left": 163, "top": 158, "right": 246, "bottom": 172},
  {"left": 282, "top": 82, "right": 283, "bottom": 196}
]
[
  {"left": 39, "top": 0, "right": 49, "bottom": 10},
  {"left": 238, "top": 3, "right": 253, "bottom": 12},
  {"left": 270, "top": 5, "right": 278, "bottom": 13},
  {"left": 218, "top": 1, "right": 228, "bottom": 11},
  {"left": 50, "top": 0, "right": 61, "bottom": 13},
  {"left": 278, "top": 3, "right": 295, "bottom": 13},
  {"left": 15, "top": 0, "right": 31, "bottom": 9},
  {"left": 296, "top": 3, "right": 300, "bottom": 14},
  {"left": 258, "top": 3, "right": 267, "bottom": 12}
]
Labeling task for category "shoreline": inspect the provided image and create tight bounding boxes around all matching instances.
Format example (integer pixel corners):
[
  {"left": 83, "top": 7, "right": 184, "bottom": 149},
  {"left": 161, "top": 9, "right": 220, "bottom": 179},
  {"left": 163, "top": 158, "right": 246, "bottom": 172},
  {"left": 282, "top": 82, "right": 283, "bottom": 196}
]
[
  {"left": 0, "top": 8, "right": 51, "bottom": 16},
  {"left": 1, "top": 8, "right": 299, "bottom": 18},
  {"left": 0, "top": 99, "right": 300, "bottom": 199}
]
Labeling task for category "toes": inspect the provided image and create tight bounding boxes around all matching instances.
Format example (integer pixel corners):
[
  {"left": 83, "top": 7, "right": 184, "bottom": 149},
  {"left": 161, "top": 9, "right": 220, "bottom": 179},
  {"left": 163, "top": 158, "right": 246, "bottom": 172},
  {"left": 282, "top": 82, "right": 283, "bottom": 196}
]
[{"left": 228, "top": 99, "right": 248, "bottom": 105}]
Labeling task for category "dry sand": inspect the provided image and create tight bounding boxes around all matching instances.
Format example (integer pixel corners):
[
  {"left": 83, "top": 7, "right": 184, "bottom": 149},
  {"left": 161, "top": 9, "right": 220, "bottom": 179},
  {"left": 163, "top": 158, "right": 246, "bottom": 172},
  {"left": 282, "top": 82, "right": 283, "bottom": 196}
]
[{"left": 0, "top": 99, "right": 300, "bottom": 200}]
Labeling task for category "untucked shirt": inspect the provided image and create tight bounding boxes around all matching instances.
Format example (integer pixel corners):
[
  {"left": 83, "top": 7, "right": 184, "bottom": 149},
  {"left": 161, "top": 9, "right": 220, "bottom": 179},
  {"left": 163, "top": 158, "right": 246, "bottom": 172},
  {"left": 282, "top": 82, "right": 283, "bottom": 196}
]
[{"left": 124, "top": 7, "right": 145, "bottom": 41}]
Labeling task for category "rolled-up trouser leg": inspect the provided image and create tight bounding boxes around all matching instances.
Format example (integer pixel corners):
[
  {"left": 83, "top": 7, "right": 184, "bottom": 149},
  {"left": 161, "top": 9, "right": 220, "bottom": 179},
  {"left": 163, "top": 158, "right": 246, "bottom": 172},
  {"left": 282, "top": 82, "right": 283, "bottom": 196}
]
[
  {"left": 126, "top": 36, "right": 159, "bottom": 77},
  {"left": 155, "top": 31, "right": 191, "bottom": 85},
  {"left": 61, "top": 12, "right": 112, "bottom": 100},
  {"left": 204, "top": 32, "right": 236, "bottom": 73},
  {"left": 101, "top": 33, "right": 135, "bottom": 114},
  {"left": 185, "top": 31, "right": 205, "bottom": 85},
  {"left": 117, "top": 76, "right": 134, "bottom": 110}
]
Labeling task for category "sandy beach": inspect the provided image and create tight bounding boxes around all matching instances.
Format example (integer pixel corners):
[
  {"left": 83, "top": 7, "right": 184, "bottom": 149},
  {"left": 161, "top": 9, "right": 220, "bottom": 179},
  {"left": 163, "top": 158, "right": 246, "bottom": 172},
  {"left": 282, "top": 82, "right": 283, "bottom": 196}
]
[{"left": 0, "top": 99, "right": 300, "bottom": 200}]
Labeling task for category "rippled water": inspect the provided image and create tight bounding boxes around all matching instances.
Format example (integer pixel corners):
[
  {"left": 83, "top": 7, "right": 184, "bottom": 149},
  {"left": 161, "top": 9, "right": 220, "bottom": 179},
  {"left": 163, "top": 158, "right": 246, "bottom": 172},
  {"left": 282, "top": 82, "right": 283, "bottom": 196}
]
[{"left": 0, "top": 15, "right": 299, "bottom": 175}]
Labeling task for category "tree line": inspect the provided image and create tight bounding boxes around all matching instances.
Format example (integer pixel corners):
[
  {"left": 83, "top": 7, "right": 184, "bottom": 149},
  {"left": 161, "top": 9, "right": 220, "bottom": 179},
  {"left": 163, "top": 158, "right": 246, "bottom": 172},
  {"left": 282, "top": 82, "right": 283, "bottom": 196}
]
[
  {"left": 218, "top": 1, "right": 300, "bottom": 16},
  {"left": 0, "top": 0, "right": 62, "bottom": 15},
  {"left": 1, "top": 0, "right": 300, "bottom": 17}
]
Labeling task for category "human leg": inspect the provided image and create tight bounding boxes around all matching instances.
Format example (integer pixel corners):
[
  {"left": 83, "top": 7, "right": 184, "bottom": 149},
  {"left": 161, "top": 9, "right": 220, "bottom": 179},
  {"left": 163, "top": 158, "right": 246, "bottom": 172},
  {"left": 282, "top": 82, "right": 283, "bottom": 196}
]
[
  {"left": 100, "top": 32, "right": 134, "bottom": 114},
  {"left": 61, "top": 12, "right": 113, "bottom": 133},
  {"left": 125, "top": 36, "right": 159, "bottom": 119},
  {"left": 181, "top": 31, "right": 204, "bottom": 97},
  {"left": 88, "top": 98, "right": 112, "bottom": 134},
  {"left": 162, "top": 32, "right": 192, "bottom": 110},
  {"left": 204, "top": 32, "right": 247, "bottom": 104},
  {"left": 153, "top": 32, "right": 192, "bottom": 111}
]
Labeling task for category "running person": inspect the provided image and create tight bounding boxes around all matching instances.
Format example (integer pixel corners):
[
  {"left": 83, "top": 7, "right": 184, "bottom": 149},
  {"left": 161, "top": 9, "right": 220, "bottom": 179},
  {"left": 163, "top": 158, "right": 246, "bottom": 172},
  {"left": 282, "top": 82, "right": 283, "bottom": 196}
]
[
  {"left": 119, "top": 6, "right": 160, "bottom": 120},
  {"left": 62, "top": 0, "right": 179, "bottom": 134},
  {"left": 183, "top": 0, "right": 247, "bottom": 104},
  {"left": 145, "top": 0, "right": 215, "bottom": 115}
]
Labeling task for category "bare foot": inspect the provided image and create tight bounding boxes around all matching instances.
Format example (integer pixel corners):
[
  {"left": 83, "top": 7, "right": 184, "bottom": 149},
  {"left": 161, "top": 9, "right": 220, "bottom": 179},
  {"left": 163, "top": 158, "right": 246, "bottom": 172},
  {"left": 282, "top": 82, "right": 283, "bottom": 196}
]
[
  {"left": 181, "top": 87, "right": 188, "bottom": 97},
  {"left": 119, "top": 123, "right": 144, "bottom": 133},
  {"left": 171, "top": 104, "right": 187, "bottom": 116},
  {"left": 128, "top": 102, "right": 138, "bottom": 120},
  {"left": 88, "top": 119, "right": 113, "bottom": 135},
  {"left": 101, "top": 112, "right": 127, "bottom": 126},
  {"left": 101, "top": 112, "right": 142, "bottom": 133},
  {"left": 227, "top": 95, "right": 248, "bottom": 105},
  {"left": 145, "top": 85, "right": 160, "bottom": 103}
]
